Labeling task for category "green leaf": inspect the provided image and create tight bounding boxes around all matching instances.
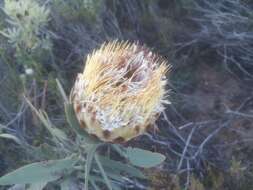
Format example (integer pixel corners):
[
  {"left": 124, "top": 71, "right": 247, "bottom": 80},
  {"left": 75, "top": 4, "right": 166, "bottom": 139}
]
[
  {"left": 56, "top": 78, "right": 68, "bottom": 103},
  {"left": 0, "top": 133, "right": 21, "bottom": 145},
  {"left": 126, "top": 147, "right": 166, "bottom": 168},
  {"left": 98, "top": 155, "right": 146, "bottom": 179},
  {"left": 40, "top": 110, "right": 68, "bottom": 141},
  {"left": 0, "top": 155, "right": 78, "bottom": 185},
  {"left": 84, "top": 144, "right": 101, "bottom": 190},
  {"left": 64, "top": 103, "right": 87, "bottom": 136},
  {"left": 94, "top": 154, "right": 113, "bottom": 190}
]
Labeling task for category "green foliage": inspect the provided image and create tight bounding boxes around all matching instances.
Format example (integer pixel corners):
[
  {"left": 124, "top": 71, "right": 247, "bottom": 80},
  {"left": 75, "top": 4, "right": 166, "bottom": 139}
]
[
  {"left": 0, "top": 48, "right": 24, "bottom": 107},
  {"left": 1, "top": 0, "right": 51, "bottom": 51},
  {"left": 84, "top": 143, "right": 101, "bottom": 190},
  {"left": 0, "top": 155, "right": 78, "bottom": 185},
  {"left": 126, "top": 147, "right": 166, "bottom": 168},
  {"left": 94, "top": 154, "right": 113, "bottom": 190},
  {"left": 0, "top": 0, "right": 55, "bottom": 81},
  {"left": 98, "top": 155, "right": 146, "bottom": 179}
]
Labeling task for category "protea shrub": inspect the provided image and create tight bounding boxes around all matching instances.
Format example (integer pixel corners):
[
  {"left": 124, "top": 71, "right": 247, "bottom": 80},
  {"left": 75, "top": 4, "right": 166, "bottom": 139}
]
[
  {"left": 70, "top": 41, "right": 169, "bottom": 142},
  {"left": 0, "top": 41, "right": 169, "bottom": 189}
]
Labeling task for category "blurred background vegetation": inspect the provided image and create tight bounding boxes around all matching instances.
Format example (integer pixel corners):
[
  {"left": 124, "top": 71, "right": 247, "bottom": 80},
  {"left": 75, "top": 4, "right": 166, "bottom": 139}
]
[{"left": 1, "top": 0, "right": 253, "bottom": 189}]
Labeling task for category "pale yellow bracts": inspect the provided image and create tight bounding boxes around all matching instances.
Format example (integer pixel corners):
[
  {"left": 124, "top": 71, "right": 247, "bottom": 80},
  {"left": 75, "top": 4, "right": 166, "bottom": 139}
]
[{"left": 70, "top": 41, "right": 169, "bottom": 142}]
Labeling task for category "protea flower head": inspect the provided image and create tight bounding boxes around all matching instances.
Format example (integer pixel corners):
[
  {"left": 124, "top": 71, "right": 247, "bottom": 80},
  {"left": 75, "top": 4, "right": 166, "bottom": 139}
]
[{"left": 70, "top": 41, "right": 169, "bottom": 143}]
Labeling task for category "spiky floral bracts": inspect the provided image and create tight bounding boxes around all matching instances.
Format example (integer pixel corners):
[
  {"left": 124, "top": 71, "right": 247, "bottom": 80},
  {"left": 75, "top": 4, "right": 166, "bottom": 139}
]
[{"left": 70, "top": 41, "right": 169, "bottom": 142}]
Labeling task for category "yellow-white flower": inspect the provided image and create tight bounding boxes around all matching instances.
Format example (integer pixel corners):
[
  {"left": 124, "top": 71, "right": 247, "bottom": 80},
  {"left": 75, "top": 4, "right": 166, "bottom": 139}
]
[{"left": 70, "top": 41, "right": 169, "bottom": 143}]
